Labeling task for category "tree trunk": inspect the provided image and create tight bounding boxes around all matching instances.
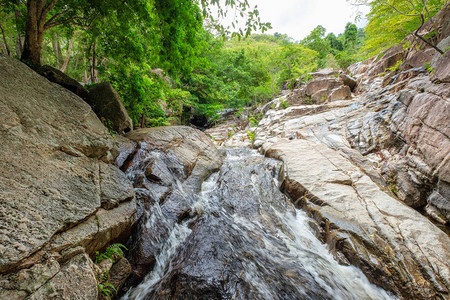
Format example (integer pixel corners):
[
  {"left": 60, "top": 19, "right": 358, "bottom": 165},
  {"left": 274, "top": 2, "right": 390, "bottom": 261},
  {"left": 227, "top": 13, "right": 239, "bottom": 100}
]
[
  {"left": 89, "top": 40, "right": 98, "bottom": 83},
  {"left": 60, "top": 31, "right": 77, "bottom": 73},
  {"left": 0, "top": 20, "right": 11, "bottom": 56},
  {"left": 83, "top": 55, "right": 89, "bottom": 83},
  {"left": 21, "top": 0, "right": 47, "bottom": 66},
  {"left": 14, "top": 10, "right": 23, "bottom": 57},
  {"left": 51, "top": 32, "right": 62, "bottom": 65}
]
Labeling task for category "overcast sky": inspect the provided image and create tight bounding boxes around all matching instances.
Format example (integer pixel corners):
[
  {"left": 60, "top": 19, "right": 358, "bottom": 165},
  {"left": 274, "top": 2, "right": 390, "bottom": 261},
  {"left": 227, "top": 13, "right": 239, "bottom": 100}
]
[{"left": 231, "top": 0, "right": 370, "bottom": 41}]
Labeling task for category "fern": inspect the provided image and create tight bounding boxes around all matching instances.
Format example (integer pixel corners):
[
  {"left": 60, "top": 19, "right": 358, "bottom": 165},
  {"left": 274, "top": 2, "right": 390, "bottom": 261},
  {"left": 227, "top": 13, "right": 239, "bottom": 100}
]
[{"left": 95, "top": 243, "right": 128, "bottom": 264}]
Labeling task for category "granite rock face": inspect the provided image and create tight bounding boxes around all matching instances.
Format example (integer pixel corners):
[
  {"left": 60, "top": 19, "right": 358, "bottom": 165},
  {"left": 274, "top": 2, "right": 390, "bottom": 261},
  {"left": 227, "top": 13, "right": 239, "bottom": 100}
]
[
  {"left": 0, "top": 55, "right": 136, "bottom": 299},
  {"left": 87, "top": 82, "right": 133, "bottom": 134},
  {"left": 218, "top": 25, "right": 450, "bottom": 297}
]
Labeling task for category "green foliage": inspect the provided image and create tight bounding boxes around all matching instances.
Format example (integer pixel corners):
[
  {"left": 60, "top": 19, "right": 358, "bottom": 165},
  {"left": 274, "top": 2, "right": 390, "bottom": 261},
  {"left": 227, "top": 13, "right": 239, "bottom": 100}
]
[
  {"left": 98, "top": 282, "right": 117, "bottom": 297},
  {"left": 388, "top": 181, "right": 398, "bottom": 196},
  {"left": 354, "top": 0, "right": 447, "bottom": 57},
  {"left": 95, "top": 243, "right": 127, "bottom": 264},
  {"left": 103, "top": 119, "right": 117, "bottom": 135},
  {"left": 424, "top": 62, "right": 435, "bottom": 73},
  {"left": 280, "top": 98, "right": 290, "bottom": 109},
  {"left": 249, "top": 112, "right": 263, "bottom": 127},
  {"left": 247, "top": 130, "right": 255, "bottom": 142},
  {"left": 387, "top": 60, "right": 403, "bottom": 72}
]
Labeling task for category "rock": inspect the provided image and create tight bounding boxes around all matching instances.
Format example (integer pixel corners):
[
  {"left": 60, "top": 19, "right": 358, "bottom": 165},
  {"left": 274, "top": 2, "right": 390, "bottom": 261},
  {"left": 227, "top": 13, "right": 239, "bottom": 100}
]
[
  {"left": 0, "top": 56, "right": 137, "bottom": 298},
  {"left": 86, "top": 82, "right": 133, "bottom": 134},
  {"left": 265, "top": 139, "right": 450, "bottom": 299},
  {"left": 27, "top": 253, "right": 98, "bottom": 300},
  {"left": 308, "top": 68, "right": 339, "bottom": 78},
  {"left": 432, "top": 50, "right": 450, "bottom": 83},
  {"left": 0, "top": 257, "right": 60, "bottom": 300},
  {"left": 121, "top": 126, "right": 224, "bottom": 289},
  {"left": 287, "top": 88, "right": 307, "bottom": 105},
  {"left": 109, "top": 257, "right": 132, "bottom": 293},
  {"left": 100, "top": 162, "right": 134, "bottom": 209},
  {"left": 247, "top": 24, "right": 450, "bottom": 296},
  {"left": 37, "top": 65, "right": 89, "bottom": 99},
  {"left": 368, "top": 46, "right": 405, "bottom": 76},
  {"left": 404, "top": 49, "right": 433, "bottom": 69},
  {"left": 339, "top": 74, "right": 357, "bottom": 91},
  {"left": 310, "top": 88, "right": 329, "bottom": 103},
  {"left": 305, "top": 78, "right": 341, "bottom": 97},
  {"left": 327, "top": 86, "right": 352, "bottom": 102}
]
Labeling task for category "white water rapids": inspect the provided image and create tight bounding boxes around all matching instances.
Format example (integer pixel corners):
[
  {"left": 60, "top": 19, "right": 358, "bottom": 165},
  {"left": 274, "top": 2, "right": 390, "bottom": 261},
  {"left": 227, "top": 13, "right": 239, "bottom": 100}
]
[{"left": 121, "top": 148, "right": 396, "bottom": 300}]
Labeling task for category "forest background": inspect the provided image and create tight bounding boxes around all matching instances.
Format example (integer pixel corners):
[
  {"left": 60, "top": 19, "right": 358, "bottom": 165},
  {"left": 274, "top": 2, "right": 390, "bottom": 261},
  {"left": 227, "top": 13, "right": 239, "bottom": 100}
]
[{"left": 0, "top": 0, "right": 447, "bottom": 128}]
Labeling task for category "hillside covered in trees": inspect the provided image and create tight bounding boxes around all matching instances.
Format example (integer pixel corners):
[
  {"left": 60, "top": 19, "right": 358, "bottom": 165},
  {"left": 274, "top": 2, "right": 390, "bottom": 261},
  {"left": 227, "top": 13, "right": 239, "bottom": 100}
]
[{"left": 0, "top": 0, "right": 447, "bottom": 129}]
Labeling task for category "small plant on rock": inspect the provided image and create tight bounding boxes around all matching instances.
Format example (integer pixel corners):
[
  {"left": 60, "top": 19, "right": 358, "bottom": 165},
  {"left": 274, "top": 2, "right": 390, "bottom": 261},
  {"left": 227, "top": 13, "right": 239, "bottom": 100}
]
[
  {"left": 95, "top": 243, "right": 127, "bottom": 264},
  {"left": 247, "top": 130, "right": 255, "bottom": 142},
  {"left": 386, "top": 60, "right": 403, "bottom": 73},
  {"left": 280, "top": 99, "right": 289, "bottom": 109},
  {"left": 98, "top": 282, "right": 117, "bottom": 297},
  {"left": 424, "top": 62, "right": 435, "bottom": 74}
]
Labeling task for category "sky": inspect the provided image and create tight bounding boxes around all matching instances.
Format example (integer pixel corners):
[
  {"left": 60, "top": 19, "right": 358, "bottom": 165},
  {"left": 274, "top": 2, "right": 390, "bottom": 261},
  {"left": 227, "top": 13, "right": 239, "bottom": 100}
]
[{"left": 227, "top": 0, "right": 370, "bottom": 41}]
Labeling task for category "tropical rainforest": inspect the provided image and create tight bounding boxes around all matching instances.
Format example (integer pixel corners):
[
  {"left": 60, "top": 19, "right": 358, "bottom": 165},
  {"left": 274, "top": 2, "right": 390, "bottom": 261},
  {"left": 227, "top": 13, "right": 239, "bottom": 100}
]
[{"left": 0, "top": 0, "right": 447, "bottom": 128}]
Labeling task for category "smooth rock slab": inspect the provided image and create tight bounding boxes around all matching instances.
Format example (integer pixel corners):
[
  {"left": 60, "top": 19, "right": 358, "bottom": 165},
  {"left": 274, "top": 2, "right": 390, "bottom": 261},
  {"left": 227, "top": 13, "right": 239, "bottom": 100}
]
[
  {"left": 0, "top": 55, "right": 112, "bottom": 272},
  {"left": 265, "top": 138, "right": 450, "bottom": 299}
]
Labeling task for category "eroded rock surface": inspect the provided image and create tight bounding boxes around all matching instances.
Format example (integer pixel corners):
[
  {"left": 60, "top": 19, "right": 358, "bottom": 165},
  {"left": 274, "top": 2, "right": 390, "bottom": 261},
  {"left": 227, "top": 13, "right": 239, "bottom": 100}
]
[
  {"left": 87, "top": 82, "right": 133, "bottom": 134},
  {"left": 118, "top": 126, "right": 225, "bottom": 292},
  {"left": 0, "top": 55, "right": 136, "bottom": 298},
  {"left": 214, "top": 10, "right": 450, "bottom": 297}
]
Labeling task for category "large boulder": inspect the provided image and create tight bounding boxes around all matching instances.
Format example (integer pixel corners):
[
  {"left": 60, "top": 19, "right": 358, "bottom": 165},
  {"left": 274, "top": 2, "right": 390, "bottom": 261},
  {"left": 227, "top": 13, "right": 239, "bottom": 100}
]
[
  {"left": 432, "top": 50, "right": 450, "bottom": 83},
  {"left": 0, "top": 55, "right": 136, "bottom": 299},
  {"left": 37, "top": 65, "right": 89, "bottom": 99},
  {"left": 265, "top": 139, "right": 450, "bottom": 299},
  {"left": 305, "top": 78, "right": 341, "bottom": 97},
  {"left": 87, "top": 82, "right": 133, "bottom": 134},
  {"left": 339, "top": 74, "right": 357, "bottom": 91},
  {"left": 327, "top": 85, "right": 352, "bottom": 102}
]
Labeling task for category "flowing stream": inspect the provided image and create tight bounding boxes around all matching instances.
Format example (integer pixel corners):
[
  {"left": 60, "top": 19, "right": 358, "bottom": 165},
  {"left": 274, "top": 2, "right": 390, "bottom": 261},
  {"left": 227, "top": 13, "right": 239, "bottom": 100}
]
[{"left": 121, "top": 148, "right": 396, "bottom": 300}]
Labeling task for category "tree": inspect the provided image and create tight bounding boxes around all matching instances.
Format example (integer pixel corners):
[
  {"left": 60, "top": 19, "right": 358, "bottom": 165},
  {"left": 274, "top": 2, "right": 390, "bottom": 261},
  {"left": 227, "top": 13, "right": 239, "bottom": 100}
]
[
  {"left": 343, "top": 22, "right": 358, "bottom": 47},
  {"left": 349, "top": 0, "right": 448, "bottom": 56},
  {"left": 8, "top": 0, "right": 270, "bottom": 66},
  {"left": 301, "top": 25, "right": 330, "bottom": 67},
  {"left": 326, "top": 33, "right": 343, "bottom": 52}
]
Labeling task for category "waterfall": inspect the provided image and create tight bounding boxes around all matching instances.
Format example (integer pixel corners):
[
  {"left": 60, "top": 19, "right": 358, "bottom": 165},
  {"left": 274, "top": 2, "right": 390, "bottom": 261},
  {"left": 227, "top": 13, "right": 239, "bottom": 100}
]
[{"left": 121, "top": 147, "right": 396, "bottom": 300}]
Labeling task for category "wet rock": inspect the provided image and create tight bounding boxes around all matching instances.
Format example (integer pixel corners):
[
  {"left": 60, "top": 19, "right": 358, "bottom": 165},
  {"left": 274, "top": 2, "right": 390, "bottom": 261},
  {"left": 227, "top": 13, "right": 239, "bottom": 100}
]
[
  {"left": 122, "top": 126, "right": 224, "bottom": 289},
  {"left": 265, "top": 139, "right": 450, "bottom": 299},
  {"left": 123, "top": 149, "right": 395, "bottom": 300},
  {"left": 109, "top": 257, "right": 132, "bottom": 293},
  {"left": 87, "top": 82, "right": 133, "bottom": 134}
]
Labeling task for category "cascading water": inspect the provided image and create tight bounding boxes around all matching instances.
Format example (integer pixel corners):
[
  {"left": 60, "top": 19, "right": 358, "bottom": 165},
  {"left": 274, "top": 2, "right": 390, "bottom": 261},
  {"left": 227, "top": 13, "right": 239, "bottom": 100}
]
[{"left": 121, "top": 146, "right": 396, "bottom": 300}]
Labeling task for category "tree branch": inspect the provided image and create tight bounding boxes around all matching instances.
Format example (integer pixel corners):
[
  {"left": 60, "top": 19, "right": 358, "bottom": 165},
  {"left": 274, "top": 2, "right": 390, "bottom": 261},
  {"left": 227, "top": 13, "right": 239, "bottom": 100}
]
[
  {"left": 40, "top": 0, "right": 59, "bottom": 23},
  {"left": 414, "top": 13, "right": 444, "bottom": 54},
  {"left": 379, "top": 0, "right": 421, "bottom": 17},
  {"left": 44, "top": 7, "right": 71, "bottom": 27}
]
